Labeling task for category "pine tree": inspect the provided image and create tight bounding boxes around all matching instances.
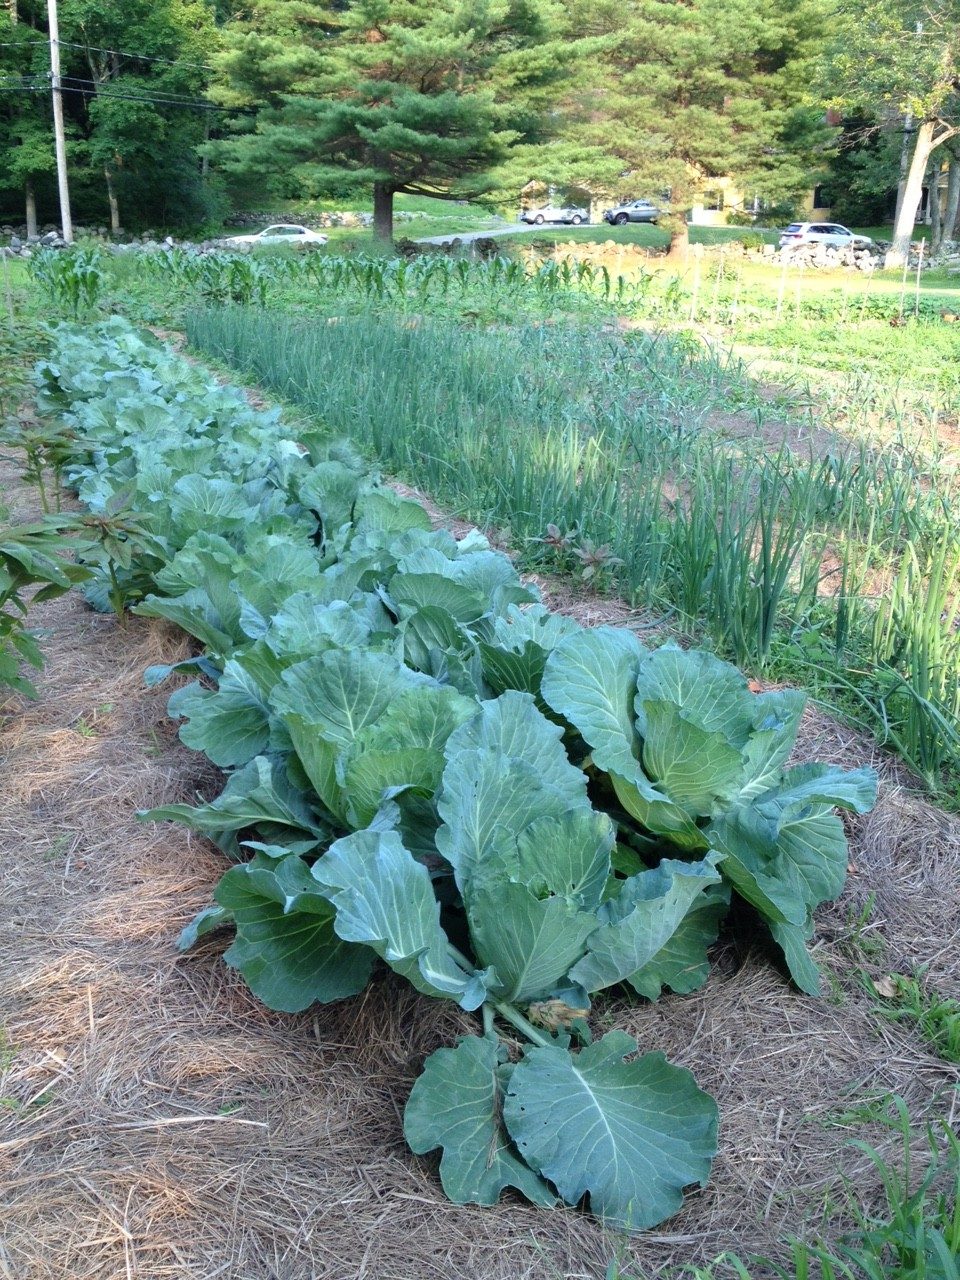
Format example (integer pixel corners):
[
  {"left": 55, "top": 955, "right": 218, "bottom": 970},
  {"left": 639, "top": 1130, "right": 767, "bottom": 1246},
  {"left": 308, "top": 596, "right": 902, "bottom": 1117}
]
[
  {"left": 561, "top": 0, "right": 832, "bottom": 253},
  {"left": 212, "top": 0, "right": 596, "bottom": 239}
]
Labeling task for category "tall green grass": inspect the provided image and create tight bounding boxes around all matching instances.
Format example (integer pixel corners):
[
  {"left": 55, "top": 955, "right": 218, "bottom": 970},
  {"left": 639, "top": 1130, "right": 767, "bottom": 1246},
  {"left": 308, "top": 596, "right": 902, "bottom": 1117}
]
[{"left": 187, "top": 304, "right": 960, "bottom": 790}]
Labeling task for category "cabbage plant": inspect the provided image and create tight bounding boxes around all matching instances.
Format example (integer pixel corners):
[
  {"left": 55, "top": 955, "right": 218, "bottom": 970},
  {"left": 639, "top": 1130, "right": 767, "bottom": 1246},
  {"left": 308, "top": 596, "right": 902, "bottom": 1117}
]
[{"left": 38, "top": 318, "right": 878, "bottom": 1234}]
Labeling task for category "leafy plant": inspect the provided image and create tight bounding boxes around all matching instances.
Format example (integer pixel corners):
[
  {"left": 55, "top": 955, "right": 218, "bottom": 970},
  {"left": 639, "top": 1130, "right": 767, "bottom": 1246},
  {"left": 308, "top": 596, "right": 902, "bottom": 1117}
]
[
  {"left": 38, "top": 316, "right": 878, "bottom": 1234},
  {"left": 27, "top": 247, "right": 105, "bottom": 319},
  {"left": 0, "top": 507, "right": 90, "bottom": 698},
  {"left": 0, "top": 416, "right": 78, "bottom": 514}
]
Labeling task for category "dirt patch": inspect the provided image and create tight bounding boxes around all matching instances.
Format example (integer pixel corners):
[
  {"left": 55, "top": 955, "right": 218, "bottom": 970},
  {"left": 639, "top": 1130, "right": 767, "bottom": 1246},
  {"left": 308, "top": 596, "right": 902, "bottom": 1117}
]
[{"left": 2, "top": 457, "right": 959, "bottom": 1280}]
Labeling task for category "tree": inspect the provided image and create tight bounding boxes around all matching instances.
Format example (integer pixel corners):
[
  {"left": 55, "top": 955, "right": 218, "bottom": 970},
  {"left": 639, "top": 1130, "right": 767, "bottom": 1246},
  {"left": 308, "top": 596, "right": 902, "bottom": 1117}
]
[
  {"left": 211, "top": 0, "right": 597, "bottom": 240},
  {"left": 0, "top": 0, "right": 221, "bottom": 232},
  {"left": 57, "top": 0, "right": 219, "bottom": 232},
  {"left": 0, "top": 5, "right": 56, "bottom": 235},
  {"left": 821, "top": 122, "right": 899, "bottom": 227},
  {"left": 826, "top": 0, "right": 960, "bottom": 268},
  {"left": 553, "top": 0, "right": 833, "bottom": 256}
]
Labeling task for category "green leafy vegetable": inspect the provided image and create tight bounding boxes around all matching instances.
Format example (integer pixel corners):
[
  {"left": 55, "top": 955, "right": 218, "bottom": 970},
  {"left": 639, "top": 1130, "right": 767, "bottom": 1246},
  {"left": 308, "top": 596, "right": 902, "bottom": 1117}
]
[{"left": 42, "top": 318, "right": 878, "bottom": 1237}]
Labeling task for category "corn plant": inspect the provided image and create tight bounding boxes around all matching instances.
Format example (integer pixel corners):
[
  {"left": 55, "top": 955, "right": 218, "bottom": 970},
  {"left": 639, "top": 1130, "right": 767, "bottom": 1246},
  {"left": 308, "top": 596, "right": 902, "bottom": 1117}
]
[{"left": 27, "top": 247, "right": 105, "bottom": 318}]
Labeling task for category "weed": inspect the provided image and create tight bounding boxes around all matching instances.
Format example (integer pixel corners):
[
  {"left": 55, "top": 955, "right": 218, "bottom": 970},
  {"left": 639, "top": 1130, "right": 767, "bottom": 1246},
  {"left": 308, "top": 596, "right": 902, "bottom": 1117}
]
[
  {"left": 838, "top": 895, "right": 885, "bottom": 963},
  {"left": 670, "top": 1099, "right": 960, "bottom": 1279},
  {"left": 867, "top": 973, "right": 960, "bottom": 1064}
]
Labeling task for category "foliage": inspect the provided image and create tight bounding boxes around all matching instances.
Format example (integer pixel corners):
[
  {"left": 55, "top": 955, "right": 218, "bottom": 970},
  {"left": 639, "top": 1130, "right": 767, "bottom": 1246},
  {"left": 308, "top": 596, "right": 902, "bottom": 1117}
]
[
  {"left": 0, "top": 0, "right": 220, "bottom": 232},
  {"left": 28, "top": 247, "right": 105, "bottom": 318},
  {"left": 824, "top": 0, "right": 960, "bottom": 263},
  {"left": 0, "top": 506, "right": 90, "bottom": 698},
  {"left": 209, "top": 0, "right": 599, "bottom": 238},
  {"left": 553, "top": 0, "right": 834, "bottom": 236},
  {"left": 36, "top": 316, "right": 878, "bottom": 1233}
]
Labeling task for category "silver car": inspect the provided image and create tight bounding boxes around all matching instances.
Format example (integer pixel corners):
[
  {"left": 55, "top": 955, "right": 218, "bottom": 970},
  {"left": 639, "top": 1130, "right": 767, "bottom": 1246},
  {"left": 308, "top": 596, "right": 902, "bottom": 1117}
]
[
  {"left": 779, "top": 222, "right": 873, "bottom": 251},
  {"left": 520, "top": 204, "right": 589, "bottom": 225},
  {"left": 603, "top": 199, "right": 661, "bottom": 225}
]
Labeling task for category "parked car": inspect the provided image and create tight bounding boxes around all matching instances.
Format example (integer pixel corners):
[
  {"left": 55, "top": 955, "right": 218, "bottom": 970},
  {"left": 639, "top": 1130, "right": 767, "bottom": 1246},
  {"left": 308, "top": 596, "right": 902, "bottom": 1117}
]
[
  {"left": 603, "top": 199, "right": 660, "bottom": 226},
  {"left": 520, "top": 204, "right": 589, "bottom": 225},
  {"left": 778, "top": 222, "right": 873, "bottom": 251},
  {"left": 224, "top": 224, "right": 328, "bottom": 248}
]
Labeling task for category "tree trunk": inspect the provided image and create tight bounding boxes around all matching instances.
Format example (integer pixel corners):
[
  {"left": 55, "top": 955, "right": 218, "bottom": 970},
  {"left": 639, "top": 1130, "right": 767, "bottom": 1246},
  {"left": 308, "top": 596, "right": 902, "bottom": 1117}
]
[
  {"left": 25, "top": 177, "right": 37, "bottom": 239},
  {"left": 929, "top": 156, "right": 942, "bottom": 249},
  {"left": 885, "top": 120, "right": 937, "bottom": 269},
  {"left": 943, "top": 156, "right": 960, "bottom": 245},
  {"left": 665, "top": 212, "right": 689, "bottom": 262},
  {"left": 373, "top": 182, "right": 394, "bottom": 242},
  {"left": 104, "top": 167, "right": 120, "bottom": 235},
  {"left": 893, "top": 115, "right": 914, "bottom": 228}
]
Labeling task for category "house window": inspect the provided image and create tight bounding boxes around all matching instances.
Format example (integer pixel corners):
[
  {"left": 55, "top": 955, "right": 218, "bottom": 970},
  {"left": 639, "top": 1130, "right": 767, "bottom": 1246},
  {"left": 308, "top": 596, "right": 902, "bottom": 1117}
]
[
  {"left": 813, "top": 185, "right": 829, "bottom": 208},
  {"left": 702, "top": 190, "right": 724, "bottom": 212}
]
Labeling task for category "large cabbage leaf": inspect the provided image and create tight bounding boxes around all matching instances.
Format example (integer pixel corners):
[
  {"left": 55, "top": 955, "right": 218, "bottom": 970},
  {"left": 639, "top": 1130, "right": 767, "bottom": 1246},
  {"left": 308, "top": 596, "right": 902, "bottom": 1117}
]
[
  {"left": 215, "top": 853, "right": 375, "bottom": 1011},
  {"left": 503, "top": 1032, "right": 718, "bottom": 1230},
  {"left": 405, "top": 1035, "right": 557, "bottom": 1208}
]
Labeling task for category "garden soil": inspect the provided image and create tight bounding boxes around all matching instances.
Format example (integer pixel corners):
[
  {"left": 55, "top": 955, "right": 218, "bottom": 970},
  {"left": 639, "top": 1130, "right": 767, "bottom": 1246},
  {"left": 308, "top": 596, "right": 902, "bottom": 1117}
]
[{"left": 1, "top": 451, "right": 959, "bottom": 1280}]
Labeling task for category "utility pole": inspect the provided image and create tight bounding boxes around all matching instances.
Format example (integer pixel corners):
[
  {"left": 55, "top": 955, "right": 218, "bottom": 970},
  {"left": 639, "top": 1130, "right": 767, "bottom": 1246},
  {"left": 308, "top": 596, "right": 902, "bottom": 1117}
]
[{"left": 46, "top": 0, "right": 73, "bottom": 243}]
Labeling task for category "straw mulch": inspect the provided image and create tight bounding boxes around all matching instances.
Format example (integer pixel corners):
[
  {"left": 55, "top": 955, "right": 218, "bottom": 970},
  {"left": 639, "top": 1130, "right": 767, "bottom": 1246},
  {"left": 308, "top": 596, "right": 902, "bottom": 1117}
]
[{"left": 2, "top": 460, "right": 959, "bottom": 1280}]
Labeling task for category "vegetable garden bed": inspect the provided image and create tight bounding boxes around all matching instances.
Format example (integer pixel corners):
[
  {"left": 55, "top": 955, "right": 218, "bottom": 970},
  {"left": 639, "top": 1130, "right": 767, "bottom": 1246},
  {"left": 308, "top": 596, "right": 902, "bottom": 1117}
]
[{"left": 1, "top": 325, "right": 958, "bottom": 1278}]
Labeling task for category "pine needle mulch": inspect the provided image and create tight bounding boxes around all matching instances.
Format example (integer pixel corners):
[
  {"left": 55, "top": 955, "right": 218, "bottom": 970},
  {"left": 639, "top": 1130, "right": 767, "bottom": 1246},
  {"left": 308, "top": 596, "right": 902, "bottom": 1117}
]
[{"left": 2, "top": 459, "right": 959, "bottom": 1280}]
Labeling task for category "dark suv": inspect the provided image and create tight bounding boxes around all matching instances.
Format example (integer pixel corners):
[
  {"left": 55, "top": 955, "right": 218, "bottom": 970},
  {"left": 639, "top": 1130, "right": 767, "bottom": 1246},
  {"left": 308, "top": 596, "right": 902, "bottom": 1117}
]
[{"left": 603, "top": 199, "right": 661, "bottom": 225}]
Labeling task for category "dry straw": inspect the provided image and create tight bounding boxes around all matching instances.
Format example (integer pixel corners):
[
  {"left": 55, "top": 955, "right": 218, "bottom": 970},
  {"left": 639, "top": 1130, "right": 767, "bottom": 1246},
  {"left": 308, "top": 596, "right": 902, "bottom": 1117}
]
[{"left": 2, "top": 457, "right": 958, "bottom": 1279}]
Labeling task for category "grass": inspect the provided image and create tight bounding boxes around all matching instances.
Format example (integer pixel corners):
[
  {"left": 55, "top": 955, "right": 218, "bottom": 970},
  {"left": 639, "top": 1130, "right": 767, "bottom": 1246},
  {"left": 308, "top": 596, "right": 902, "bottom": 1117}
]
[
  {"left": 638, "top": 1099, "right": 960, "bottom": 1280},
  {"left": 489, "top": 223, "right": 781, "bottom": 248},
  {"left": 868, "top": 974, "right": 960, "bottom": 1064},
  {"left": 713, "top": 1103, "right": 959, "bottom": 1280}
]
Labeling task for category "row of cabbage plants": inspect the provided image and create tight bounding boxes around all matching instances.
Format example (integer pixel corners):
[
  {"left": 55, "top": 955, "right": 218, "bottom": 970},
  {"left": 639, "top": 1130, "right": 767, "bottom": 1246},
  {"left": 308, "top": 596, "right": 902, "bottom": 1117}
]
[{"left": 35, "top": 317, "right": 877, "bottom": 1233}]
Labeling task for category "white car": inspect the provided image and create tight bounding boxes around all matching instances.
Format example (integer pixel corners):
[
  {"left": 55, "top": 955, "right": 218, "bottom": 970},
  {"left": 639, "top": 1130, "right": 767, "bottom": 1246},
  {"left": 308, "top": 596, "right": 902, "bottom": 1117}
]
[
  {"left": 779, "top": 222, "right": 873, "bottom": 252},
  {"left": 520, "top": 204, "right": 589, "bottom": 225},
  {"left": 224, "top": 224, "right": 328, "bottom": 249}
]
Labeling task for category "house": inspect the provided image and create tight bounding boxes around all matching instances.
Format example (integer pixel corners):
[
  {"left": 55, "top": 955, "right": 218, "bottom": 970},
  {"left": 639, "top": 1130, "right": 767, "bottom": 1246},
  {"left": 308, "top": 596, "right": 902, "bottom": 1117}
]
[{"left": 687, "top": 176, "right": 830, "bottom": 225}]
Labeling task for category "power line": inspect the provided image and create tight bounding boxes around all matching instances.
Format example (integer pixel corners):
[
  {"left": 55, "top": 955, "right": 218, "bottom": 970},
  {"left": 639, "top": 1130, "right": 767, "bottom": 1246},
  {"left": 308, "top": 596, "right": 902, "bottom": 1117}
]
[
  {"left": 0, "top": 37, "right": 213, "bottom": 70},
  {"left": 0, "top": 77, "right": 243, "bottom": 111},
  {"left": 59, "top": 74, "right": 225, "bottom": 107}
]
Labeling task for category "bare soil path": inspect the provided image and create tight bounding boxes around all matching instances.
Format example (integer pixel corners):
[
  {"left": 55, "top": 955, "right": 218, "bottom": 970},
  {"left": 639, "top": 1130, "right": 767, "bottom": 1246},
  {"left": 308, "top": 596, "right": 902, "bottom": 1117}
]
[{"left": 2, "top": 432, "right": 959, "bottom": 1278}]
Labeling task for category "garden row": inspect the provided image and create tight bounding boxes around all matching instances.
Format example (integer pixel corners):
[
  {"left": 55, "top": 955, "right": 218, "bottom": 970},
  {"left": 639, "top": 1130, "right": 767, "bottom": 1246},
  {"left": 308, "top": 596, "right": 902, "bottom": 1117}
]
[
  {"left": 30, "top": 316, "right": 878, "bottom": 1235},
  {"left": 185, "top": 304, "right": 960, "bottom": 793},
  {"left": 27, "top": 242, "right": 960, "bottom": 329}
]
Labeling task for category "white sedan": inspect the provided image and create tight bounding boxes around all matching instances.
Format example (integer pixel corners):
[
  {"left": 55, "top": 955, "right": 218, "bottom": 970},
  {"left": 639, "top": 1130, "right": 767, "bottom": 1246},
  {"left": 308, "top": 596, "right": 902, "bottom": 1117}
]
[
  {"left": 520, "top": 204, "right": 589, "bottom": 225},
  {"left": 224, "top": 224, "right": 328, "bottom": 248}
]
